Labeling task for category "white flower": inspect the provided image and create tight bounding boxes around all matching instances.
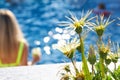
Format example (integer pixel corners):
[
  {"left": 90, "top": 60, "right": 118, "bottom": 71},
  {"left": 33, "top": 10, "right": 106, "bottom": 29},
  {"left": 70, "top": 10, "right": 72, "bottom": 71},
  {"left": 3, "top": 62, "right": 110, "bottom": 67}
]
[
  {"left": 59, "top": 10, "right": 96, "bottom": 34},
  {"left": 57, "top": 38, "right": 80, "bottom": 58},
  {"left": 92, "top": 15, "right": 115, "bottom": 37}
]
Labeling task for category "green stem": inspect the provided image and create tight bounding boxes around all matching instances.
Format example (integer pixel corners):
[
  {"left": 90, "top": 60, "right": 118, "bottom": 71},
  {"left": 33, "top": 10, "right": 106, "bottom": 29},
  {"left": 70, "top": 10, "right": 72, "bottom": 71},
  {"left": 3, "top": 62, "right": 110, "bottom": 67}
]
[
  {"left": 100, "top": 58, "right": 105, "bottom": 78},
  {"left": 79, "top": 36, "right": 92, "bottom": 80},
  {"left": 98, "top": 36, "right": 102, "bottom": 45},
  {"left": 92, "top": 65, "right": 94, "bottom": 74},
  {"left": 114, "top": 63, "right": 116, "bottom": 70},
  {"left": 71, "top": 59, "right": 79, "bottom": 75},
  {"left": 98, "top": 36, "right": 105, "bottom": 78}
]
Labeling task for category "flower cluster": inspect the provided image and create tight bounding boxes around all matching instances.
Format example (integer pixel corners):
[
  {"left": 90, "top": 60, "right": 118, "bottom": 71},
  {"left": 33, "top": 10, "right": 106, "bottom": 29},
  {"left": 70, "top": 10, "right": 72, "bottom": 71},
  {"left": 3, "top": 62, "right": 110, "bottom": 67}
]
[{"left": 57, "top": 10, "right": 120, "bottom": 80}]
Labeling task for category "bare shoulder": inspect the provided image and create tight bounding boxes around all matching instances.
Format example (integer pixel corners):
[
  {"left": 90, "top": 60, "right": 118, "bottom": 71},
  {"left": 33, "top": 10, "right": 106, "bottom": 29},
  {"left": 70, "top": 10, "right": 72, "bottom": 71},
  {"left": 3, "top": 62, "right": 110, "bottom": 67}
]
[
  {"left": 23, "top": 42, "right": 29, "bottom": 49},
  {"left": 20, "top": 40, "right": 29, "bottom": 49}
]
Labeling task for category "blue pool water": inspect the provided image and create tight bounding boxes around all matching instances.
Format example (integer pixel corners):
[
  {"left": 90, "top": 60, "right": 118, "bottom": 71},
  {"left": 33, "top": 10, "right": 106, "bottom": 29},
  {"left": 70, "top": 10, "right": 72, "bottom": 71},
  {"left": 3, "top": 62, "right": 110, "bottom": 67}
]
[{"left": 0, "top": 0, "right": 120, "bottom": 64}]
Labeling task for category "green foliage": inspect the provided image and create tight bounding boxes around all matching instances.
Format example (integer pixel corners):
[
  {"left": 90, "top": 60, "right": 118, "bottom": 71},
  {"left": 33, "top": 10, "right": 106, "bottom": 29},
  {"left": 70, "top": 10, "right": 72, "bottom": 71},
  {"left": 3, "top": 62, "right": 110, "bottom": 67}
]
[
  {"left": 105, "top": 75, "right": 112, "bottom": 80},
  {"left": 92, "top": 71, "right": 102, "bottom": 80},
  {"left": 112, "top": 65, "right": 120, "bottom": 80}
]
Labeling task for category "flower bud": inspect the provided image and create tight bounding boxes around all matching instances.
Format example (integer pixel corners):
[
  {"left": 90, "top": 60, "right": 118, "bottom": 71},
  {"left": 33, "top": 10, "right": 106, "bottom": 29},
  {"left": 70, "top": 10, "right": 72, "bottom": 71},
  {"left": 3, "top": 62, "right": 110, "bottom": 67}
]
[
  {"left": 99, "top": 44, "right": 109, "bottom": 59},
  {"left": 111, "top": 54, "right": 118, "bottom": 63},
  {"left": 88, "top": 45, "right": 96, "bottom": 65},
  {"left": 105, "top": 56, "right": 111, "bottom": 65}
]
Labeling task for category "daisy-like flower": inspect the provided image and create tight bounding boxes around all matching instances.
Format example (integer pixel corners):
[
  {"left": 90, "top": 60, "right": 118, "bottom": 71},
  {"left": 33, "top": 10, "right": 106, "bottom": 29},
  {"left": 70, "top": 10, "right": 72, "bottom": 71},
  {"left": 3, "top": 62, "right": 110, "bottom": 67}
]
[
  {"left": 92, "top": 15, "right": 115, "bottom": 37},
  {"left": 57, "top": 38, "right": 80, "bottom": 59},
  {"left": 75, "top": 71, "right": 85, "bottom": 80},
  {"left": 59, "top": 10, "right": 95, "bottom": 34}
]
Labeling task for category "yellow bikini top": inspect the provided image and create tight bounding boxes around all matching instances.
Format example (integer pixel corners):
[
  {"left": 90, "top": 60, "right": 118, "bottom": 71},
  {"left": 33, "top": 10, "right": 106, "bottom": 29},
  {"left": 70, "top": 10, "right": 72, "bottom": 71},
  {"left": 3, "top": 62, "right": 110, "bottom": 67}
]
[{"left": 0, "top": 42, "right": 24, "bottom": 67}]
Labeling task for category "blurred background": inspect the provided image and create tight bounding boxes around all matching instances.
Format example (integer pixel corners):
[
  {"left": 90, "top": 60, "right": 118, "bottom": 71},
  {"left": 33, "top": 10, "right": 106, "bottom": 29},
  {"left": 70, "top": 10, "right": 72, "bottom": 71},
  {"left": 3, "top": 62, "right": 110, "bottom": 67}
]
[{"left": 0, "top": 0, "right": 120, "bottom": 64}]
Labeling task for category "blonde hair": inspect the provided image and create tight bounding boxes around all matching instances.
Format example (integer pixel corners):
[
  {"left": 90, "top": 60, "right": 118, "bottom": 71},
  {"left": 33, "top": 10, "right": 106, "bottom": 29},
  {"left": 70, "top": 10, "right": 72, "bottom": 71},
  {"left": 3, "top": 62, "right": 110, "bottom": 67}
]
[{"left": 0, "top": 9, "right": 26, "bottom": 55}]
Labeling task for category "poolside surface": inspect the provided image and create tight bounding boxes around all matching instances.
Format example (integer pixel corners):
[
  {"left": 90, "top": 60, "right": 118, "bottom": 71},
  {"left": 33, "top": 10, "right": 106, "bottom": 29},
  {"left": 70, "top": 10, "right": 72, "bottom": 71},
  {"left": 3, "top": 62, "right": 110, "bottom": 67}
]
[{"left": 0, "top": 61, "right": 119, "bottom": 80}]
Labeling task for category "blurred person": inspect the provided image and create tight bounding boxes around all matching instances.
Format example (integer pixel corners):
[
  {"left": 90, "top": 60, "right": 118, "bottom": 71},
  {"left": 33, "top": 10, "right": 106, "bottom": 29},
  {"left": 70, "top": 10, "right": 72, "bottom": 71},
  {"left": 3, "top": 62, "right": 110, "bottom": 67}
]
[
  {"left": 93, "top": 3, "right": 111, "bottom": 17},
  {"left": 0, "top": 9, "right": 40, "bottom": 67}
]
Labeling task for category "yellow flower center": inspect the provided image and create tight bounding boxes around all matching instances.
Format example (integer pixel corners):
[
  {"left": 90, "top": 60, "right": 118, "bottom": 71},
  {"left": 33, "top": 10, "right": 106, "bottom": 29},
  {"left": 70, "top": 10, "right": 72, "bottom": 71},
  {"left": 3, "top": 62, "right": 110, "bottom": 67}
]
[
  {"left": 95, "top": 25, "right": 104, "bottom": 30},
  {"left": 74, "top": 21, "right": 84, "bottom": 28},
  {"left": 102, "top": 47, "right": 109, "bottom": 54}
]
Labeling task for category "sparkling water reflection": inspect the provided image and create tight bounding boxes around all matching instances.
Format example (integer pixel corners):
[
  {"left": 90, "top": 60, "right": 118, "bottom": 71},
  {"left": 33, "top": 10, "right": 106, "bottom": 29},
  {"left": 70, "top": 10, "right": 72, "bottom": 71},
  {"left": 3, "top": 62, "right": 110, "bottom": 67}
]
[{"left": 0, "top": 0, "right": 120, "bottom": 64}]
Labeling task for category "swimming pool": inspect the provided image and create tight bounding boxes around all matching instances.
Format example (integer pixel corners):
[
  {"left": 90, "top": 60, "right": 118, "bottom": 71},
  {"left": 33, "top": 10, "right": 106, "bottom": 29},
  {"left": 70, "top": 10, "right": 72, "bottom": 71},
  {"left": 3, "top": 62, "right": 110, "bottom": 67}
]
[{"left": 0, "top": 0, "right": 120, "bottom": 64}]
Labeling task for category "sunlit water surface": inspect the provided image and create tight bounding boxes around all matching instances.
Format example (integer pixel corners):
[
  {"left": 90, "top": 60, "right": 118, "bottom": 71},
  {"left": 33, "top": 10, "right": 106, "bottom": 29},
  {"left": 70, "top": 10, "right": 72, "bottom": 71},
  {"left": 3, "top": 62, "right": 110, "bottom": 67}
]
[{"left": 0, "top": 0, "right": 120, "bottom": 64}]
